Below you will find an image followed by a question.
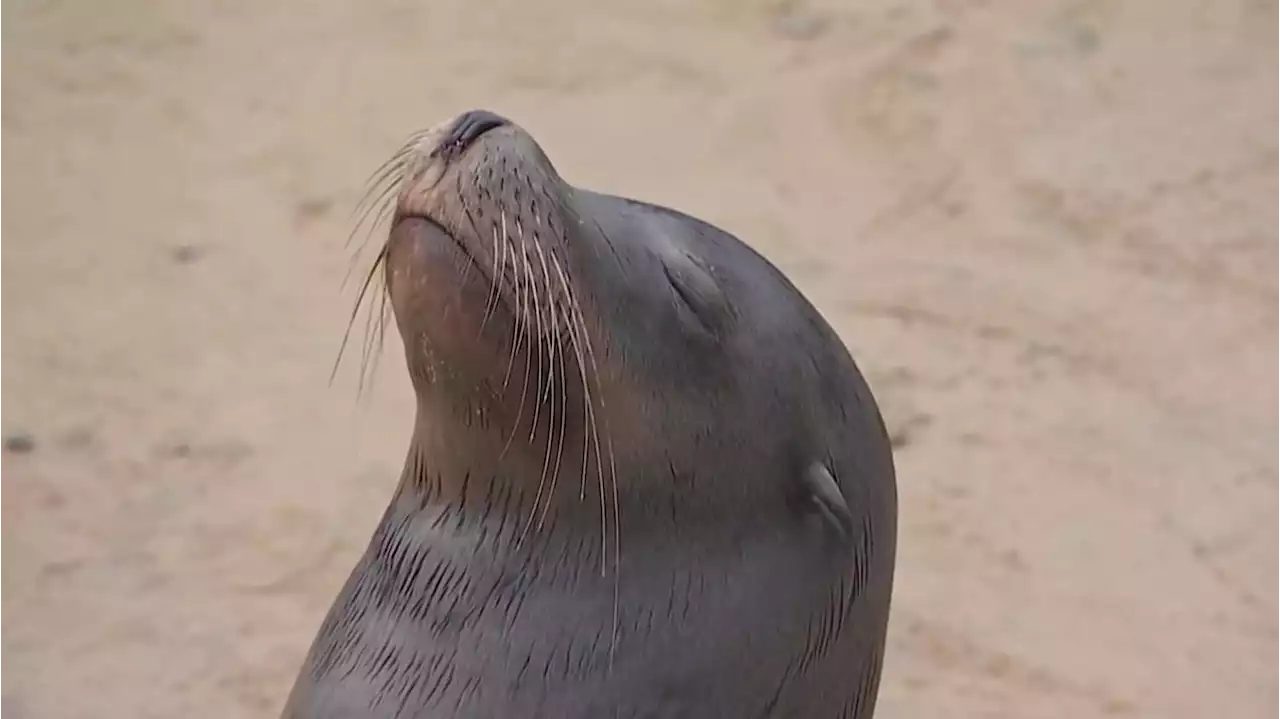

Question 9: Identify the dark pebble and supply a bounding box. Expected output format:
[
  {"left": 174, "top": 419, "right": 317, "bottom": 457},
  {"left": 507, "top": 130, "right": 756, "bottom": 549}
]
[
  {"left": 4, "top": 433, "right": 36, "bottom": 454},
  {"left": 170, "top": 244, "right": 205, "bottom": 264},
  {"left": 888, "top": 428, "right": 912, "bottom": 449}
]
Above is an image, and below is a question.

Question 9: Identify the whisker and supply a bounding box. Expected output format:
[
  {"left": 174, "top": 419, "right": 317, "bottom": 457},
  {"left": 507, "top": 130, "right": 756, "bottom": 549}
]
[
  {"left": 526, "top": 234, "right": 548, "bottom": 446},
  {"left": 499, "top": 213, "right": 523, "bottom": 392},
  {"left": 362, "top": 274, "right": 394, "bottom": 395},
  {"left": 526, "top": 229, "right": 559, "bottom": 523},
  {"left": 330, "top": 245, "right": 389, "bottom": 386},
  {"left": 456, "top": 175, "right": 487, "bottom": 288},
  {"left": 557, "top": 251, "right": 618, "bottom": 672},
  {"left": 530, "top": 250, "right": 573, "bottom": 533},
  {"left": 349, "top": 151, "right": 408, "bottom": 228},
  {"left": 478, "top": 223, "right": 502, "bottom": 335},
  {"left": 355, "top": 268, "right": 385, "bottom": 399},
  {"left": 516, "top": 237, "right": 556, "bottom": 547},
  {"left": 348, "top": 153, "right": 407, "bottom": 238},
  {"left": 496, "top": 217, "right": 534, "bottom": 465},
  {"left": 542, "top": 255, "right": 603, "bottom": 541},
  {"left": 342, "top": 172, "right": 403, "bottom": 291}
]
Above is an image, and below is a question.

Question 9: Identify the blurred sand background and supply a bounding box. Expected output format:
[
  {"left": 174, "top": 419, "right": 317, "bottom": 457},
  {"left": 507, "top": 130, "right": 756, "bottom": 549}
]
[{"left": 2, "top": 1, "right": 1276, "bottom": 717}]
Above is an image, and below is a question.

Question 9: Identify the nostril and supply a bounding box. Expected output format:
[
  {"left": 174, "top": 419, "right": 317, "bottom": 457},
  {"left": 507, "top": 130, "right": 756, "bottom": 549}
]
[{"left": 434, "top": 110, "right": 510, "bottom": 160}]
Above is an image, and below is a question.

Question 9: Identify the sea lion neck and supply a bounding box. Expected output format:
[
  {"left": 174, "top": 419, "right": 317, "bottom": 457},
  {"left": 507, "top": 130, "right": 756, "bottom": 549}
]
[{"left": 391, "top": 390, "right": 603, "bottom": 526}]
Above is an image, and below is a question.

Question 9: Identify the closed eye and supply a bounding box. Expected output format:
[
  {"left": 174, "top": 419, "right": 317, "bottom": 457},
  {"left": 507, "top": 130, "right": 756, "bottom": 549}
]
[{"left": 662, "top": 254, "right": 732, "bottom": 340}]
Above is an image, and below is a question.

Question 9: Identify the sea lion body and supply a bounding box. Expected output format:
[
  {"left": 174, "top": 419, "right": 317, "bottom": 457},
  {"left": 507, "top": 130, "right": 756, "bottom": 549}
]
[{"left": 283, "top": 111, "right": 897, "bottom": 718}]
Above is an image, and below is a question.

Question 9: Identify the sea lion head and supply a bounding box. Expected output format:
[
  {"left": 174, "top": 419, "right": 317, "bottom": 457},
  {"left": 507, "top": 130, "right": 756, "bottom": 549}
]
[{"left": 351, "top": 109, "right": 892, "bottom": 547}]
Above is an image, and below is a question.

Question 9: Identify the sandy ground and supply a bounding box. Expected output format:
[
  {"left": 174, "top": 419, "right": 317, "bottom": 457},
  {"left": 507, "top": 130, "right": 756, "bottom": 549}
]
[{"left": 2, "top": 0, "right": 1276, "bottom": 717}]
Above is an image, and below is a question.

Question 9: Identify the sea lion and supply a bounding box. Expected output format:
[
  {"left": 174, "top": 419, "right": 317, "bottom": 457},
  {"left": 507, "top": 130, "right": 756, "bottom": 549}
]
[{"left": 282, "top": 109, "right": 898, "bottom": 718}]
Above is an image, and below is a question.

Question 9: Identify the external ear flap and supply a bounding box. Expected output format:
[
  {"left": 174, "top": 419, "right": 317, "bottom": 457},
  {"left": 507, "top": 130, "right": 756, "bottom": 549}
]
[{"left": 804, "top": 462, "right": 853, "bottom": 540}]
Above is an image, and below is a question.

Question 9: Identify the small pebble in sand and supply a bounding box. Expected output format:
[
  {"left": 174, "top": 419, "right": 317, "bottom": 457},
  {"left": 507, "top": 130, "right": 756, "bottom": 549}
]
[
  {"left": 4, "top": 432, "right": 36, "bottom": 454},
  {"left": 170, "top": 244, "right": 206, "bottom": 264}
]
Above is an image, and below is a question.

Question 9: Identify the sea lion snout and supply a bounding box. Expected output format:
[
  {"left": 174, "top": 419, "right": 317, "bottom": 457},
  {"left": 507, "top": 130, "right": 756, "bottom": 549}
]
[{"left": 431, "top": 109, "right": 511, "bottom": 162}]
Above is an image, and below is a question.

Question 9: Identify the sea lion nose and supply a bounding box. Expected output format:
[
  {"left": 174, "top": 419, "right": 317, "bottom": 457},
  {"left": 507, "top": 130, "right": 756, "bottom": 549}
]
[{"left": 433, "top": 109, "right": 510, "bottom": 160}]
